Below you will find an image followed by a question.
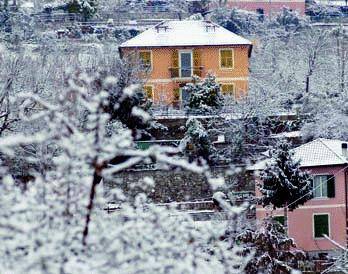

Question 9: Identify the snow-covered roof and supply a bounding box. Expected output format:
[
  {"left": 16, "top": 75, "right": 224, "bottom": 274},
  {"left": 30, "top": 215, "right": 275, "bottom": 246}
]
[
  {"left": 119, "top": 20, "right": 252, "bottom": 49},
  {"left": 249, "top": 138, "right": 348, "bottom": 170},
  {"left": 270, "top": 131, "right": 301, "bottom": 139}
]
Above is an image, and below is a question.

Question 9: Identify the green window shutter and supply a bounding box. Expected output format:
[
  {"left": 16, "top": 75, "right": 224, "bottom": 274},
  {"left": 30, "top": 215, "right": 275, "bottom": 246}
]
[
  {"left": 327, "top": 175, "right": 335, "bottom": 198},
  {"left": 171, "top": 50, "right": 179, "bottom": 78},
  {"left": 314, "top": 215, "right": 329, "bottom": 238},
  {"left": 193, "top": 49, "right": 202, "bottom": 77}
]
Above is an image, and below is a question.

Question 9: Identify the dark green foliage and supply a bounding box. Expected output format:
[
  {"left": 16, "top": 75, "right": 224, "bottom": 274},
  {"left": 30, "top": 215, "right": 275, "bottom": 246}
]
[
  {"left": 184, "top": 75, "right": 224, "bottom": 114},
  {"left": 67, "top": 0, "right": 98, "bottom": 21},
  {"left": 259, "top": 141, "right": 312, "bottom": 211}
]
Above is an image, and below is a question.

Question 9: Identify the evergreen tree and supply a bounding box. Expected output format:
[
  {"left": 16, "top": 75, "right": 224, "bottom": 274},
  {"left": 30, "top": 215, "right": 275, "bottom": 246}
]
[
  {"left": 184, "top": 74, "right": 224, "bottom": 114},
  {"left": 180, "top": 118, "right": 214, "bottom": 165},
  {"left": 67, "top": 0, "right": 98, "bottom": 21},
  {"left": 259, "top": 141, "right": 312, "bottom": 231}
]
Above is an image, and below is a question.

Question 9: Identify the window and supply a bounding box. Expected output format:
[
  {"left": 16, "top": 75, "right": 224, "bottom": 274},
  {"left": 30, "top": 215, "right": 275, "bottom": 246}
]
[
  {"left": 220, "top": 49, "right": 234, "bottom": 69},
  {"left": 313, "top": 214, "right": 329, "bottom": 238},
  {"left": 312, "top": 175, "right": 335, "bottom": 198},
  {"left": 143, "top": 85, "right": 153, "bottom": 100},
  {"left": 273, "top": 216, "right": 285, "bottom": 226},
  {"left": 139, "top": 51, "right": 152, "bottom": 70},
  {"left": 179, "top": 51, "right": 192, "bottom": 78},
  {"left": 221, "top": 84, "right": 235, "bottom": 97}
]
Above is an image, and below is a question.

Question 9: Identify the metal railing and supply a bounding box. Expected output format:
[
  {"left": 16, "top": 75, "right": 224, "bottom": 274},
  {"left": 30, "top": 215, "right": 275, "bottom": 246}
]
[
  {"left": 150, "top": 102, "right": 237, "bottom": 117},
  {"left": 169, "top": 66, "right": 204, "bottom": 78}
]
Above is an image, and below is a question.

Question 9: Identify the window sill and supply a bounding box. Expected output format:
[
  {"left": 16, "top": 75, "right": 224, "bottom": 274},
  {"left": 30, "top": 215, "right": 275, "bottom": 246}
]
[
  {"left": 313, "top": 237, "right": 329, "bottom": 240},
  {"left": 220, "top": 67, "right": 234, "bottom": 71}
]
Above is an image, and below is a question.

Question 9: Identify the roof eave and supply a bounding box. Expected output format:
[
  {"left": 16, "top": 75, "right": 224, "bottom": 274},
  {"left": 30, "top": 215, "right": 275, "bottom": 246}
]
[
  {"left": 300, "top": 162, "right": 348, "bottom": 168},
  {"left": 119, "top": 43, "right": 253, "bottom": 50}
]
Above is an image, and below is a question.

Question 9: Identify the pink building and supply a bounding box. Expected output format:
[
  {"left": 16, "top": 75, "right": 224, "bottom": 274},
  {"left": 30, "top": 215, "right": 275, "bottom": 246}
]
[
  {"left": 253, "top": 139, "right": 348, "bottom": 255},
  {"left": 226, "top": 0, "right": 306, "bottom": 16}
]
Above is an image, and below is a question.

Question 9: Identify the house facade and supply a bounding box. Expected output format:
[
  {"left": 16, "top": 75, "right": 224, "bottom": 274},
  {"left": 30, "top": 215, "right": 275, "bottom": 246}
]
[
  {"left": 254, "top": 139, "right": 348, "bottom": 255},
  {"left": 119, "top": 20, "right": 252, "bottom": 107},
  {"left": 226, "top": 0, "right": 306, "bottom": 15}
]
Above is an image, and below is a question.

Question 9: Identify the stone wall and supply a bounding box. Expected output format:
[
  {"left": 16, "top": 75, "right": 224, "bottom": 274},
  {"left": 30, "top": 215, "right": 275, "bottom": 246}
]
[{"left": 104, "top": 166, "right": 254, "bottom": 203}]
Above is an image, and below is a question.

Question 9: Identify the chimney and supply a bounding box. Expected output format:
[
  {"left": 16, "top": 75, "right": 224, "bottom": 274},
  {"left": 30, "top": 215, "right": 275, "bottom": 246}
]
[
  {"left": 342, "top": 143, "right": 348, "bottom": 158},
  {"left": 205, "top": 24, "right": 216, "bottom": 32},
  {"left": 155, "top": 25, "right": 168, "bottom": 33}
]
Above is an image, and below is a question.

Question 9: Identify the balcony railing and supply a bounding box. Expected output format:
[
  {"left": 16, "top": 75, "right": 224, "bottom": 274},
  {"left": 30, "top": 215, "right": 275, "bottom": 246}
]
[{"left": 169, "top": 66, "right": 204, "bottom": 78}]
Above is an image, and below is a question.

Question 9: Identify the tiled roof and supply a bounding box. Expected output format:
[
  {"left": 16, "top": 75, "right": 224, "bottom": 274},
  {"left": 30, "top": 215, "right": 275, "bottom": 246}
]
[
  {"left": 249, "top": 138, "right": 348, "bottom": 170},
  {"left": 295, "top": 138, "right": 348, "bottom": 167},
  {"left": 119, "top": 20, "right": 252, "bottom": 48}
]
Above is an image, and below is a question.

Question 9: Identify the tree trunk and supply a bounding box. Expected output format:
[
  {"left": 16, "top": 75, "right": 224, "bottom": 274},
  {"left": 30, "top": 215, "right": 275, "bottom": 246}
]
[
  {"left": 284, "top": 202, "right": 288, "bottom": 235},
  {"left": 82, "top": 168, "right": 102, "bottom": 245},
  {"left": 305, "top": 75, "right": 310, "bottom": 94}
]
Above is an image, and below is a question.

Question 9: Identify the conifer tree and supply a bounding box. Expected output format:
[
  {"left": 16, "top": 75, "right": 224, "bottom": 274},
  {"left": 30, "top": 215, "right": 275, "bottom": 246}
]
[
  {"left": 259, "top": 141, "right": 312, "bottom": 231},
  {"left": 67, "top": 0, "right": 98, "bottom": 21}
]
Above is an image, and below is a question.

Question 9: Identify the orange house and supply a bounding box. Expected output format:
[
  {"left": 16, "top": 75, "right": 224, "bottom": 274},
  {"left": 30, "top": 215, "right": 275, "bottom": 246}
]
[{"left": 119, "top": 20, "right": 252, "bottom": 106}]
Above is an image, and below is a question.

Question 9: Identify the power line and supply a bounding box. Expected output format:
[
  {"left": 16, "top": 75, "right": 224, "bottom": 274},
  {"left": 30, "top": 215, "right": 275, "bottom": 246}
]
[{"left": 286, "top": 165, "right": 348, "bottom": 209}]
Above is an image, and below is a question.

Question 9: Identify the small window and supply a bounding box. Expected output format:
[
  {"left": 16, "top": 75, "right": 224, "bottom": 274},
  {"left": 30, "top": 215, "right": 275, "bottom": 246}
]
[
  {"left": 314, "top": 214, "right": 329, "bottom": 238},
  {"left": 139, "top": 51, "right": 152, "bottom": 70},
  {"left": 221, "top": 84, "right": 235, "bottom": 97},
  {"left": 273, "top": 216, "right": 285, "bottom": 226},
  {"left": 143, "top": 86, "right": 153, "bottom": 100},
  {"left": 220, "top": 49, "right": 234, "bottom": 69},
  {"left": 313, "top": 175, "right": 335, "bottom": 198}
]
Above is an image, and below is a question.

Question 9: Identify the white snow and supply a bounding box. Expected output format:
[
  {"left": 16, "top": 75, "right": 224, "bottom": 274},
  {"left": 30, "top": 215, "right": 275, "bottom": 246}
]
[
  {"left": 249, "top": 138, "right": 348, "bottom": 170},
  {"left": 120, "top": 20, "right": 252, "bottom": 48},
  {"left": 270, "top": 131, "right": 301, "bottom": 139}
]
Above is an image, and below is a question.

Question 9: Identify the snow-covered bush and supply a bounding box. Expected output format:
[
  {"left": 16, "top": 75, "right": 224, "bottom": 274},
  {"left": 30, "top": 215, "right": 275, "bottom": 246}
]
[
  {"left": 0, "top": 71, "right": 250, "bottom": 273},
  {"left": 180, "top": 117, "right": 215, "bottom": 164},
  {"left": 184, "top": 74, "right": 224, "bottom": 114},
  {"left": 237, "top": 218, "right": 305, "bottom": 274}
]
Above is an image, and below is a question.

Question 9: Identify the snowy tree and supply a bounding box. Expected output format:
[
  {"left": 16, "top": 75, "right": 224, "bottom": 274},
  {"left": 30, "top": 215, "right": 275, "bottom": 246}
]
[
  {"left": 210, "top": 7, "right": 261, "bottom": 35},
  {"left": 184, "top": 74, "right": 224, "bottom": 114},
  {"left": 67, "top": 0, "right": 98, "bottom": 21},
  {"left": 259, "top": 141, "right": 312, "bottom": 231},
  {"left": 0, "top": 71, "right": 251, "bottom": 273},
  {"left": 301, "top": 98, "right": 348, "bottom": 141},
  {"left": 180, "top": 117, "right": 215, "bottom": 165},
  {"left": 270, "top": 8, "right": 308, "bottom": 33},
  {"left": 237, "top": 218, "right": 305, "bottom": 274}
]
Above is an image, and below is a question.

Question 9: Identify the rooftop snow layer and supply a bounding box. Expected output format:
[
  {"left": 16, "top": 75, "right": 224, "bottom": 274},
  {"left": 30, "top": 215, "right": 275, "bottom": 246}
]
[
  {"left": 249, "top": 138, "right": 348, "bottom": 170},
  {"left": 119, "top": 20, "right": 252, "bottom": 48}
]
